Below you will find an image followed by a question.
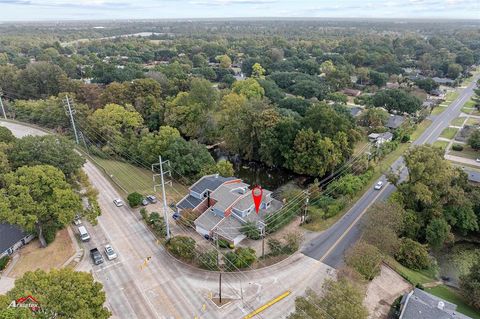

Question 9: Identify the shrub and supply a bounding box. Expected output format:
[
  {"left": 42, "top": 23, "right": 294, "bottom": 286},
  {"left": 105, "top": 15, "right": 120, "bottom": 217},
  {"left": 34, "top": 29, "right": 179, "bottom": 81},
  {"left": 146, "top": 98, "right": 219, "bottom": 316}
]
[
  {"left": 166, "top": 236, "right": 196, "bottom": 261},
  {"left": 267, "top": 238, "right": 284, "bottom": 256},
  {"left": 0, "top": 256, "right": 10, "bottom": 271},
  {"left": 395, "top": 238, "right": 432, "bottom": 270},
  {"left": 198, "top": 250, "right": 219, "bottom": 271},
  {"left": 241, "top": 222, "right": 261, "bottom": 240},
  {"left": 148, "top": 212, "right": 161, "bottom": 225},
  {"left": 224, "top": 247, "right": 256, "bottom": 271},
  {"left": 127, "top": 192, "right": 143, "bottom": 207},
  {"left": 452, "top": 144, "right": 464, "bottom": 151},
  {"left": 217, "top": 239, "right": 231, "bottom": 248},
  {"left": 345, "top": 241, "right": 383, "bottom": 280},
  {"left": 140, "top": 208, "right": 148, "bottom": 221}
]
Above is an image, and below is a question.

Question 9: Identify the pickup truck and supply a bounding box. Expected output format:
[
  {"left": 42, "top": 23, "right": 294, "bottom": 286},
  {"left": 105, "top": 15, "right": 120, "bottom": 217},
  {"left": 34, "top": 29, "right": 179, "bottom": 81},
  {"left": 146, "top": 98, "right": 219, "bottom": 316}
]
[{"left": 90, "top": 248, "right": 104, "bottom": 265}]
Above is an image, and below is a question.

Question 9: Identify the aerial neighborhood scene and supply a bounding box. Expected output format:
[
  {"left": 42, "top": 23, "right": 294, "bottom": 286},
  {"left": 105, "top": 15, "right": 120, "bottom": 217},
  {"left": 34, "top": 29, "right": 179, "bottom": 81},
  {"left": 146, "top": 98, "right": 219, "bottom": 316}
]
[{"left": 0, "top": 1, "right": 480, "bottom": 318}]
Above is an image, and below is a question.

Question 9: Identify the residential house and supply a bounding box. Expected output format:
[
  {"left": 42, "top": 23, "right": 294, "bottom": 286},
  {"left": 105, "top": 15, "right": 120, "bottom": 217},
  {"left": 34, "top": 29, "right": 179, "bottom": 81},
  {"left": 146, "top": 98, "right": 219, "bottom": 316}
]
[
  {"left": 399, "top": 288, "right": 473, "bottom": 319},
  {"left": 176, "top": 174, "right": 283, "bottom": 245},
  {"left": 386, "top": 82, "right": 400, "bottom": 89},
  {"left": 368, "top": 132, "right": 393, "bottom": 147},
  {"left": 432, "top": 77, "right": 455, "bottom": 86},
  {"left": 342, "top": 88, "right": 362, "bottom": 97},
  {"left": 387, "top": 114, "right": 406, "bottom": 130},
  {"left": 0, "top": 224, "right": 34, "bottom": 259},
  {"left": 349, "top": 106, "right": 364, "bottom": 117}
]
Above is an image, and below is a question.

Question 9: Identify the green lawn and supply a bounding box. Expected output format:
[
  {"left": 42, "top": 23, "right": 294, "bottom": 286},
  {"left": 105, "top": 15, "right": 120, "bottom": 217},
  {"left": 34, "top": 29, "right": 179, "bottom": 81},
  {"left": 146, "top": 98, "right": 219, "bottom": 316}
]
[
  {"left": 425, "top": 285, "right": 480, "bottom": 319},
  {"left": 466, "top": 118, "right": 480, "bottom": 126},
  {"left": 433, "top": 140, "right": 449, "bottom": 150},
  {"left": 449, "top": 145, "right": 480, "bottom": 160},
  {"left": 88, "top": 155, "right": 188, "bottom": 203},
  {"left": 385, "top": 257, "right": 437, "bottom": 286},
  {"left": 445, "top": 91, "right": 460, "bottom": 102},
  {"left": 451, "top": 117, "right": 467, "bottom": 127},
  {"left": 439, "top": 127, "right": 459, "bottom": 140},
  {"left": 461, "top": 106, "right": 473, "bottom": 114},
  {"left": 464, "top": 99, "right": 476, "bottom": 108},
  {"left": 431, "top": 106, "right": 447, "bottom": 116}
]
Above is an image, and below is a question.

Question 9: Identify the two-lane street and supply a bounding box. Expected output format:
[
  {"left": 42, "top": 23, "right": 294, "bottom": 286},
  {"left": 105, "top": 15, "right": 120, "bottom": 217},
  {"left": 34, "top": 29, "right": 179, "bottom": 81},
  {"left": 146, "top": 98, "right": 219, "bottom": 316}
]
[{"left": 303, "top": 75, "right": 480, "bottom": 267}]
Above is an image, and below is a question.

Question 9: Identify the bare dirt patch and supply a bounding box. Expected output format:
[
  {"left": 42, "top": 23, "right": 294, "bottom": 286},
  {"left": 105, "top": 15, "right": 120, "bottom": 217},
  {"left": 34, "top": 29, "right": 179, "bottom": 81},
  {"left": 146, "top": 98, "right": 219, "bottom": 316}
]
[
  {"left": 364, "top": 264, "right": 412, "bottom": 319},
  {"left": 9, "top": 228, "right": 75, "bottom": 278}
]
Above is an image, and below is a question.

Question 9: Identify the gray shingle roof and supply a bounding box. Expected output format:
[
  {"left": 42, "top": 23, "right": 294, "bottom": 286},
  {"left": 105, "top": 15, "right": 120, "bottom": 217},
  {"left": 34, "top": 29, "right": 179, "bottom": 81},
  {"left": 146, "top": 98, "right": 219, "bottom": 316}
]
[
  {"left": 400, "top": 288, "right": 473, "bottom": 319},
  {"left": 387, "top": 115, "right": 405, "bottom": 129},
  {"left": 177, "top": 195, "right": 204, "bottom": 210},
  {"left": 190, "top": 175, "right": 236, "bottom": 194},
  {"left": 0, "top": 223, "right": 27, "bottom": 254}
]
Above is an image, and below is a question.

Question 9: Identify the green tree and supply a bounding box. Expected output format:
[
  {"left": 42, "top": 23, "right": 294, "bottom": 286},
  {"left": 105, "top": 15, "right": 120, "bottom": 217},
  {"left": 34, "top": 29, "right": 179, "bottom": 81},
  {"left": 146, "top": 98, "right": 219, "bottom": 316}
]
[
  {"left": 136, "top": 126, "right": 181, "bottom": 165},
  {"left": 345, "top": 241, "right": 383, "bottom": 280},
  {"left": 468, "top": 129, "right": 480, "bottom": 151},
  {"left": 127, "top": 192, "right": 143, "bottom": 208},
  {"left": 216, "top": 54, "right": 232, "bottom": 68},
  {"left": 224, "top": 247, "right": 256, "bottom": 271},
  {"left": 215, "top": 160, "right": 234, "bottom": 177},
  {"left": 370, "top": 89, "right": 422, "bottom": 114},
  {"left": 241, "top": 222, "right": 261, "bottom": 240},
  {"left": 426, "top": 218, "right": 451, "bottom": 248},
  {"left": 166, "top": 236, "right": 196, "bottom": 261},
  {"left": 395, "top": 238, "right": 432, "bottom": 270},
  {"left": 447, "top": 63, "right": 463, "bottom": 79},
  {"left": 460, "top": 257, "right": 480, "bottom": 310},
  {"left": 0, "top": 165, "right": 82, "bottom": 247},
  {"left": 8, "top": 135, "right": 85, "bottom": 176},
  {"left": 16, "top": 62, "right": 69, "bottom": 99},
  {"left": 320, "top": 60, "right": 336, "bottom": 75},
  {"left": 358, "top": 107, "right": 389, "bottom": 128},
  {"left": 0, "top": 127, "right": 15, "bottom": 144},
  {"left": 2, "top": 268, "right": 110, "bottom": 319},
  {"left": 288, "top": 279, "right": 368, "bottom": 319},
  {"left": 251, "top": 63, "right": 266, "bottom": 79},
  {"left": 232, "top": 78, "right": 265, "bottom": 99}
]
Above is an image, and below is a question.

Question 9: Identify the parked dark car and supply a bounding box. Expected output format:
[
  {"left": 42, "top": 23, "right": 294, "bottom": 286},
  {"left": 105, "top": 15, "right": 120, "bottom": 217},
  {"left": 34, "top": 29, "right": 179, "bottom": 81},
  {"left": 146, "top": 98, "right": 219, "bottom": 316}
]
[
  {"left": 146, "top": 195, "right": 157, "bottom": 203},
  {"left": 90, "top": 248, "right": 104, "bottom": 265}
]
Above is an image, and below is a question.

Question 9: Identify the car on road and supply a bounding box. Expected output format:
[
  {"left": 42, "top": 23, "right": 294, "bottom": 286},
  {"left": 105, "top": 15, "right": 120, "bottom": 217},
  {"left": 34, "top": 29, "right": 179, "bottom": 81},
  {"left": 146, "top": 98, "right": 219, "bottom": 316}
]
[
  {"left": 142, "top": 198, "right": 149, "bottom": 206},
  {"left": 113, "top": 198, "right": 124, "bottom": 207},
  {"left": 374, "top": 181, "right": 384, "bottom": 190},
  {"left": 104, "top": 244, "right": 118, "bottom": 260},
  {"left": 73, "top": 215, "right": 82, "bottom": 226},
  {"left": 90, "top": 248, "right": 104, "bottom": 265},
  {"left": 146, "top": 195, "right": 157, "bottom": 203},
  {"left": 476, "top": 158, "right": 480, "bottom": 163}
]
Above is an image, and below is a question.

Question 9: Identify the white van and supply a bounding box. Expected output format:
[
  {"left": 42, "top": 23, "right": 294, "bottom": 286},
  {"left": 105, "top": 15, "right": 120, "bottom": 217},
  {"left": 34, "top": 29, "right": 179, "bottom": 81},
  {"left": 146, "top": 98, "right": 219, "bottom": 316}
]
[{"left": 78, "top": 226, "right": 90, "bottom": 242}]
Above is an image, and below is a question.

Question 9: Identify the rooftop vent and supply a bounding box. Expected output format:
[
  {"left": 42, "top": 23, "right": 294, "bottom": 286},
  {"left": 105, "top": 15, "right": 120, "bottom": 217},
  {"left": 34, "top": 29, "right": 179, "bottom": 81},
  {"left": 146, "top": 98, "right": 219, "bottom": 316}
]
[{"left": 437, "top": 301, "right": 445, "bottom": 310}]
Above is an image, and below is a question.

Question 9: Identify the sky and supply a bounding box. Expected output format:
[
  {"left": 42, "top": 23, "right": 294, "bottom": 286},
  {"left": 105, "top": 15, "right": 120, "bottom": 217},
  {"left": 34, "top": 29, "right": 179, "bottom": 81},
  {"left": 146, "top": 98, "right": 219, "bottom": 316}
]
[{"left": 0, "top": 0, "right": 479, "bottom": 21}]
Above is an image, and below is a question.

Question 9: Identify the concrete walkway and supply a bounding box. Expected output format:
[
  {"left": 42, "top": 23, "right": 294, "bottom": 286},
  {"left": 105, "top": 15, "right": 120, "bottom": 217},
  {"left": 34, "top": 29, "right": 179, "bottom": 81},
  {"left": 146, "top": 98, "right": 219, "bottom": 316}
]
[{"left": 445, "top": 154, "right": 480, "bottom": 166}]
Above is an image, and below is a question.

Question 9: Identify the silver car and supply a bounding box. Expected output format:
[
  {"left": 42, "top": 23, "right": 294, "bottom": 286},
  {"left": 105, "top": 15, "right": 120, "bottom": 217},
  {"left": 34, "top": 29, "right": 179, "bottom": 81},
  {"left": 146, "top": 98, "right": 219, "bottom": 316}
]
[
  {"left": 113, "top": 199, "right": 124, "bottom": 207},
  {"left": 374, "top": 181, "right": 384, "bottom": 190},
  {"left": 104, "top": 244, "right": 118, "bottom": 260}
]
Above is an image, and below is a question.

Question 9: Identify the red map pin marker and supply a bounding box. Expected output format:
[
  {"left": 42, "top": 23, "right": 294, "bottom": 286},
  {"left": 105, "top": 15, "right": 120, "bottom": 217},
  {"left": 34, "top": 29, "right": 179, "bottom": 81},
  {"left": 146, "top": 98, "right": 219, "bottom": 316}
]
[{"left": 252, "top": 186, "right": 263, "bottom": 214}]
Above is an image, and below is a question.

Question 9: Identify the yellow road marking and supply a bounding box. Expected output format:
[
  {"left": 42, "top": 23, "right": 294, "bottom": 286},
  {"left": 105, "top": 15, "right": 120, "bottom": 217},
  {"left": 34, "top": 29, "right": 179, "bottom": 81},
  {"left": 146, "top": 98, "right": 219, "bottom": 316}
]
[
  {"left": 320, "top": 184, "right": 389, "bottom": 262},
  {"left": 243, "top": 291, "right": 291, "bottom": 319}
]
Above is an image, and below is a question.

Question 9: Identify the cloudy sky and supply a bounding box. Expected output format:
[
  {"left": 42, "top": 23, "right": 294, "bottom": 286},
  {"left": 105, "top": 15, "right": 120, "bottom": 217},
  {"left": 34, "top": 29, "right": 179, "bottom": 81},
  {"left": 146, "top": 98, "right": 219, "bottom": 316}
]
[{"left": 0, "top": 0, "right": 478, "bottom": 21}]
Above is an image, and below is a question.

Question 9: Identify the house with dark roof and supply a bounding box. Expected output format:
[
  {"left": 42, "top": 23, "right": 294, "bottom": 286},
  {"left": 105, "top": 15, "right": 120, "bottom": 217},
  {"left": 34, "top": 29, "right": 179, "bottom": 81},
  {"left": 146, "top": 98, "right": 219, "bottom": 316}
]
[
  {"left": 0, "top": 223, "right": 34, "bottom": 259},
  {"left": 432, "top": 77, "right": 456, "bottom": 86},
  {"left": 176, "top": 174, "right": 283, "bottom": 245},
  {"left": 399, "top": 288, "right": 473, "bottom": 319},
  {"left": 368, "top": 132, "right": 393, "bottom": 147},
  {"left": 387, "top": 114, "right": 406, "bottom": 129},
  {"left": 342, "top": 88, "right": 362, "bottom": 97}
]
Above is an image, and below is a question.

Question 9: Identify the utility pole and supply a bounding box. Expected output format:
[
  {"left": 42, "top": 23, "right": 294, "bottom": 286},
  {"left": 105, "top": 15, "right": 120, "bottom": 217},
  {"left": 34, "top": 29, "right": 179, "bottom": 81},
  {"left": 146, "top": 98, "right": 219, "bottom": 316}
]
[
  {"left": 63, "top": 95, "right": 79, "bottom": 144},
  {"left": 301, "top": 190, "right": 310, "bottom": 225},
  {"left": 213, "top": 231, "right": 222, "bottom": 304},
  {"left": 257, "top": 221, "right": 266, "bottom": 259},
  {"left": 152, "top": 156, "right": 172, "bottom": 240},
  {"left": 0, "top": 89, "right": 7, "bottom": 120}
]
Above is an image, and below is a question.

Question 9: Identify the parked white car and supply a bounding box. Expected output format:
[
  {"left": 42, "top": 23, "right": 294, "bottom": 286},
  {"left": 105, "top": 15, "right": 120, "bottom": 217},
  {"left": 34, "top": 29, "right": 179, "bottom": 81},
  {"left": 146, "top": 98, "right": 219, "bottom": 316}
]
[
  {"left": 104, "top": 244, "right": 118, "bottom": 260},
  {"left": 374, "top": 181, "right": 384, "bottom": 190},
  {"left": 113, "top": 199, "right": 124, "bottom": 207}
]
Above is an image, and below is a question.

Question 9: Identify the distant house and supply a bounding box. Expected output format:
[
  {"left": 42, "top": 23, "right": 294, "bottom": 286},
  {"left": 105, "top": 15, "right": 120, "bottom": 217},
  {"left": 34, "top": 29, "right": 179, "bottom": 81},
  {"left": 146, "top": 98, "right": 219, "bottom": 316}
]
[
  {"left": 176, "top": 174, "right": 283, "bottom": 245},
  {"left": 342, "top": 88, "right": 362, "bottom": 97},
  {"left": 0, "top": 224, "right": 34, "bottom": 259},
  {"left": 386, "top": 82, "right": 400, "bottom": 89},
  {"left": 350, "top": 106, "right": 363, "bottom": 117},
  {"left": 399, "top": 288, "right": 473, "bottom": 319},
  {"left": 387, "top": 114, "right": 406, "bottom": 130},
  {"left": 368, "top": 132, "right": 393, "bottom": 146},
  {"left": 430, "top": 89, "right": 445, "bottom": 98},
  {"left": 432, "top": 77, "right": 455, "bottom": 86}
]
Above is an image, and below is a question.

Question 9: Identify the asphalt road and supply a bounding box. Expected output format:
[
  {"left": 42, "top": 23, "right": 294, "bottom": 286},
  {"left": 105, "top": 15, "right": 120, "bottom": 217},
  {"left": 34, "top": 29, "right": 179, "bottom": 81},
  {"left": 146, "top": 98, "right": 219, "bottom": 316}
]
[
  {"left": 1, "top": 120, "right": 334, "bottom": 319},
  {"left": 303, "top": 76, "right": 480, "bottom": 267}
]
